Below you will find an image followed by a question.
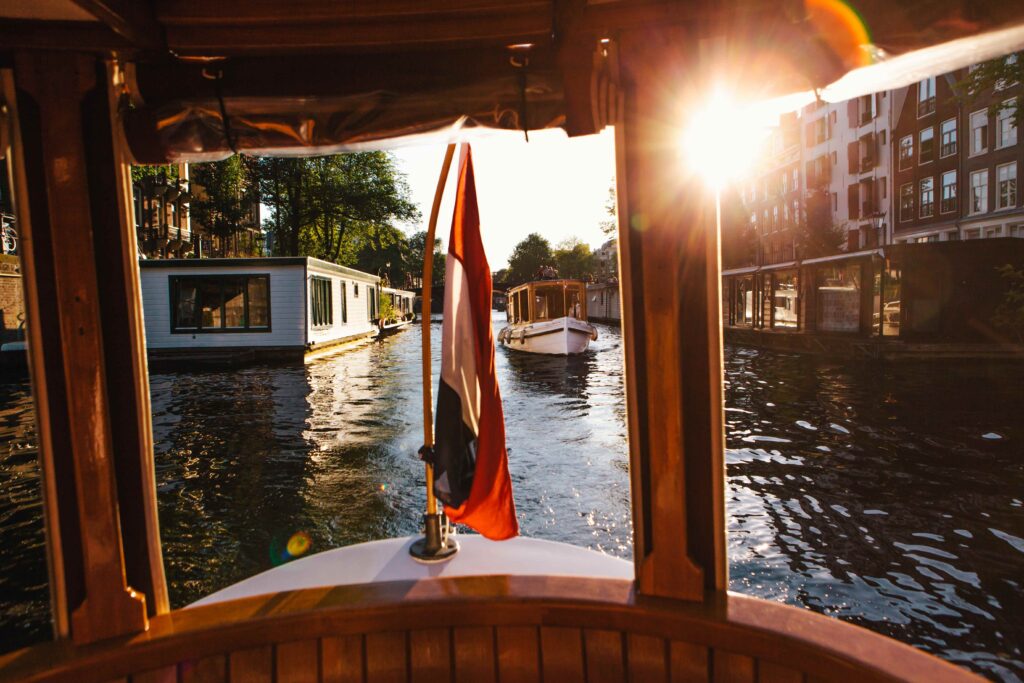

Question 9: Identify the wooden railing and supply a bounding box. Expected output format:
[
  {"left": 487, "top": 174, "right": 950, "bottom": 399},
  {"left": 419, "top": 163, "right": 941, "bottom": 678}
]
[{"left": 0, "top": 576, "right": 980, "bottom": 683}]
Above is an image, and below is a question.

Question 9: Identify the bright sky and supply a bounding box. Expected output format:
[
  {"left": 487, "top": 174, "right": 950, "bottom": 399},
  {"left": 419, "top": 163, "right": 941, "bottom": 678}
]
[{"left": 393, "top": 128, "right": 616, "bottom": 269}]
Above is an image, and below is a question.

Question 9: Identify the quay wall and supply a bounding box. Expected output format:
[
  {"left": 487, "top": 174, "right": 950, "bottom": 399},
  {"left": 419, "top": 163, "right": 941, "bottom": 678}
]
[{"left": 0, "top": 255, "right": 23, "bottom": 343}]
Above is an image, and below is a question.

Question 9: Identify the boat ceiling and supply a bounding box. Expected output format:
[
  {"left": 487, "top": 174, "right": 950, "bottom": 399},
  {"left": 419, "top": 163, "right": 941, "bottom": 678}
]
[{"left": 3, "top": 1, "right": 1024, "bottom": 162}]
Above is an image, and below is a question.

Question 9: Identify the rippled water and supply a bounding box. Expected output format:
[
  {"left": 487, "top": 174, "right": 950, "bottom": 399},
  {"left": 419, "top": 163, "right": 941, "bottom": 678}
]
[{"left": 1, "top": 316, "right": 1021, "bottom": 680}]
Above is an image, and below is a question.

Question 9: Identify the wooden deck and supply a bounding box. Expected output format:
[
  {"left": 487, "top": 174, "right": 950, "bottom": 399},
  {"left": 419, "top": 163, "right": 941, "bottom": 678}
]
[{"left": 0, "top": 576, "right": 979, "bottom": 683}]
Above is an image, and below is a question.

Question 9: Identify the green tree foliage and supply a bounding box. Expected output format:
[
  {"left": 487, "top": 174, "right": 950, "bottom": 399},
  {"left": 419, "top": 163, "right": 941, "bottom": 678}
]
[
  {"left": 249, "top": 152, "right": 419, "bottom": 268},
  {"left": 131, "top": 164, "right": 178, "bottom": 184},
  {"left": 599, "top": 183, "right": 618, "bottom": 236},
  {"left": 954, "top": 52, "right": 1023, "bottom": 129},
  {"left": 798, "top": 189, "right": 845, "bottom": 258},
  {"left": 720, "top": 186, "right": 756, "bottom": 268},
  {"left": 189, "top": 156, "right": 256, "bottom": 252},
  {"left": 553, "top": 237, "right": 596, "bottom": 280},
  {"left": 993, "top": 264, "right": 1024, "bottom": 343},
  {"left": 408, "top": 231, "right": 446, "bottom": 286},
  {"left": 507, "top": 233, "right": 554, "bottom": 284}
]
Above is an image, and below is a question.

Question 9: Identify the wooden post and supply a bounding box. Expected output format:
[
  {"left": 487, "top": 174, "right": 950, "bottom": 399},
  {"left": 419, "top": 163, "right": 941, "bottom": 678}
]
[
  {"left": 614, "top": 29, "right": 727, "bottom": 601},
  {"left": 8, "top": 51, "right": 159, "bottom": 643}
]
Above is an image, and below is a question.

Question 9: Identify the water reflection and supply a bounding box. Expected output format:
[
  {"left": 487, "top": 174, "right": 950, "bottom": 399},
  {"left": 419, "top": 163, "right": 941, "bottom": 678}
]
[{"left": 0, "top": 317, "right": 1021, "bottom": 680}]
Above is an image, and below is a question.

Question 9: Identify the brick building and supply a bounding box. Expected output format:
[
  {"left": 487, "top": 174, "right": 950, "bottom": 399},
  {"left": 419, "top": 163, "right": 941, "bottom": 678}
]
[{"left": 891, "top": 63, "right": 1022, "bottom": 242}]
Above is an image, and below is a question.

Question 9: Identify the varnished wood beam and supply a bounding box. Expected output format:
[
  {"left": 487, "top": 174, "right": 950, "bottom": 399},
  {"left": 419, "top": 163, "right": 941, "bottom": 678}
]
[
  {"left": 0, "top": 20, "right": 134, "bottom": 53},
  {"left": 68, "top": 0, "right": 163, "bottom": 50},
  {"left": 11, "top": 50, "right": 150, "bottom": 644},
  {"left": 614, "top": 27, "right": 727, "bottom": 601}
]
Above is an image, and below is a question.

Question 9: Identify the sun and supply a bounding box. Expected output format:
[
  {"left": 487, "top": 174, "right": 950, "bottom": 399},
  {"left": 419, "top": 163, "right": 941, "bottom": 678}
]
[{"left": 680, "top": 88, "right": 774, "bottom": 190}]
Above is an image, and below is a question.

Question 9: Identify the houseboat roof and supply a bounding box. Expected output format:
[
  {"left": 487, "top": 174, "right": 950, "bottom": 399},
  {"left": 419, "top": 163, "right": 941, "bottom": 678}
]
[
  {"left": 138, "top": 256, "right": 381, "bottom": 282},
  {"left": 507, "top": 278, "right": 587, "bottom": 294}
]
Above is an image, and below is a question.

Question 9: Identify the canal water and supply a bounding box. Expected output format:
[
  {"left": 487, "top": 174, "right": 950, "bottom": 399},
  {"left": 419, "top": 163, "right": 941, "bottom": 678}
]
[{"left": 1, "top": 316, "right": 1022, "bottom": 680}]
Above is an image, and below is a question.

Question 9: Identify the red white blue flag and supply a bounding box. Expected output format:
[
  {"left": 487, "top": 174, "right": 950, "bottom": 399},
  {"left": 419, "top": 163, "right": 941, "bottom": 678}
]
[{"left": 432, "top": 145, "right": 518, "bottom": 540}]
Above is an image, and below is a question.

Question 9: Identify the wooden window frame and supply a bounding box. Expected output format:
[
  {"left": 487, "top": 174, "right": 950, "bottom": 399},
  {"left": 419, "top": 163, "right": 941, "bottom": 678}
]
[{"left": 169, "top": 274, "right": 272, "bottom": 334}]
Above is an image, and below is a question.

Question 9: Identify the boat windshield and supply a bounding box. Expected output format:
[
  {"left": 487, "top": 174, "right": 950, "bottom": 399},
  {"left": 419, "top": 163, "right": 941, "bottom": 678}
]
[{"left": 533, "top": 285, "right": 566, "bottom": 320}]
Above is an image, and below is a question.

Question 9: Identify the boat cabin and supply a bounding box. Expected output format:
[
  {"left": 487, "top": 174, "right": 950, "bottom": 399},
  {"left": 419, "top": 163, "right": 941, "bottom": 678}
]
[
  {"left": 507, "top": 279, "right": 588, "bottom": 324},
  {"left": 139, "top": 257, "right": 380, "bottom": 363},
  {"left": 0, "top": 0, "right": 1018, "bottom": 681},
  {"left": 379, "top": 286, "right": 416, "bottom": 326}
]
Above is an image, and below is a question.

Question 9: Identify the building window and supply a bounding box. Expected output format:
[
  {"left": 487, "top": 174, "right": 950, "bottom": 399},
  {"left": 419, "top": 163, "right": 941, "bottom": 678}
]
[
  {"left": 917, "top": 77, "right": 936, "bottom": 116},
  {"left": 792, "top": 199, "right": 800, "bottom": 226},
  {"left": 997, "top": 99, "right": 1017, "bottom": 149},
  {"left": 132, "top": 186, "right": 143, "bottom": 229},
  {"left": 919, "top": 127, "right": 934, "bottom": 164},
  {"left": 964, "top": 228, "right": 981, "bottom": 240},
  {"left": 772, "top": 205, "right": 779, "bottom": 231},
  {"left": 997, "top": 162, "right": 1017, "bottom": 209},
  {"left": 919, "top": 178, "right": 935, "bottom": 217},
  {"left": 311, "top": 276, "right": 333, "bottom": 328},
  {"left": 171, "top": 274, "right": 270, "bottom": 333},
  {"left": 986, "top": 227, "right": 1002, "bottom": 238},
  {"left": 783, "top": 202, "right": 790, "bottom": 225},
  {"left": 781, "top": 172, "right": 788, "bottom": 195},
  {"left": 367, "top": 286, "right": 377, "bottom": 321},
  {"left": 941, "top": 170, "right": 957, "bottom": 213},
  {"left": 792, "top": 168, "right": 799, "bottom": 192},
  {"left": 970, "top": 169, "right": 989, "bottom": 215},
  {"left": 899, "top": 183, "right": 915, "bottom": 222},
  {"left": 970, "top": 110, "right": 988, "bottom": 155},
  {"left": 898, "top": 135, "right": 913, "bottom": 170},
  {"left": 996, "top": 54, "right": 1019, "bottom": 91},
  {"left": 940, "top": 118, "right": 957, "bottom": 157}
]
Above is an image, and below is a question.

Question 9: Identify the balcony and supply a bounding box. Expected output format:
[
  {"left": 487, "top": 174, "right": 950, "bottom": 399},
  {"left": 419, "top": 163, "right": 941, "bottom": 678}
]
[{"left": 917, "top": 97, "right": 936, "bottom": 117}]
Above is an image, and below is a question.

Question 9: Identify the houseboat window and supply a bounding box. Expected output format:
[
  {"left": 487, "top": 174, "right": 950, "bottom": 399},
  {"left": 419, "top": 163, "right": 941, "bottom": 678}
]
[
  {"left": 566, "top": 284, "right": 584, "bottom": 319},
  {"left": 311, "top": 277, "right": 333, "bottom": 327},
  {"left": 533, "top": 285, "right": 566, "bottom": 320},
  {"left": 340, "top": 281, "right": 348, "bottom": 323},
  {"left": 772, "top": 271, "right": 799, "bottom": 329},
  {"left": 518, "top": 290, "right": 529, "bottom": 321},
  {"left": 815, "top": 264, "right": 861, "bottom": 333},
  {"left": 354, "top": 283, "right": 359, "bottom": 297},
  {"left": 734, "top": 276, "right": 754, "bottom": 326},
  {"left": 367, "top": 286, "right": 376, "bottom": 321},
  {"left": 171, "top": 275, "right": 270, "bottom": 332}
]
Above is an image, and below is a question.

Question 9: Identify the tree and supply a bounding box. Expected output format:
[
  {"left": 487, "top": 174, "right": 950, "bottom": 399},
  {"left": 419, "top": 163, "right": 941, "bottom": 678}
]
[
  {"left": 954, "top": 52, "right": 1023, "bottom": 130},
  {"left": 599, "top": 183, "right": 618, "bottom": 236},
  {"left": 720, "top": 186, "right": 756, "bottom": 268},
  {"left": 553, "top": 237, "right": 596, "bottom": 280},
  {"left": 507, "top": 233, "right": 553, "bottom": 284},
  {"left": 798, "top": 189, "right": 845, "bottom": 258},
  {"left": 190, "top": 157, "right": 256, "bottom": 256},
  {"left": 993, "top": 264, "right": 1024, "bottom": 343},
  {"left": 408, "top": 230, "right": 446, "bottom": 286},
  {"left": 249, "top": 152, "right": 419, "bottom": 262}
]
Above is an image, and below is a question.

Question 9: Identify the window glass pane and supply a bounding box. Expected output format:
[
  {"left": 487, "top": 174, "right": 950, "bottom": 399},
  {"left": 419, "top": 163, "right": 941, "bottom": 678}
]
[
  {"left": 199, "top": 280, "right": 223, "bottom": 329},
  {"left": 223, "top": 280, "right": 246, "bottom": 328},
  {"left": 175, "top": 280, "right": 198, "bottom": 329},
  {"left": 816, "top": 264, "right": 861, "bottom": 332},
  {"left": 533, "top": 285, "right": 565, "bottom": 320},
  {"left": 772, "top": 271, "right": 799, "bottom": 329},
  {"left": 566, "top": 285, "right": 583, "bottom": 319},
  {"left": 248, "top": 277, "right": 269, "bottom": 327}
]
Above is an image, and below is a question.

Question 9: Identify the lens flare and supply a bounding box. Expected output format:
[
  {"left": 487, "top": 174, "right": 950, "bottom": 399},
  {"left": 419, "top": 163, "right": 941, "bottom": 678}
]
[
  {"left": 680, "top": 89, "right": 774, "bottom": 190},
  {"left": 286, "top": 531, "right": 312, "bottom": 558},
  {"left": 806, "top": 0, "right": 874, "bottom": 69}
]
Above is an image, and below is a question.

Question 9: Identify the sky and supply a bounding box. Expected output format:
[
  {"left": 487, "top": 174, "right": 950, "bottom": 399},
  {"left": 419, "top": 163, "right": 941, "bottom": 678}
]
[{"left": 392, "top": 128, "right": 616, "bottom": 269}]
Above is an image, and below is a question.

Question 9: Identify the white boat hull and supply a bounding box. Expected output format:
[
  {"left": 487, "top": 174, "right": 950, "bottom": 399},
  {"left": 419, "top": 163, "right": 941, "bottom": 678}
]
[{"left": 498, "top": 316, "right": 597, "bottom": 355}]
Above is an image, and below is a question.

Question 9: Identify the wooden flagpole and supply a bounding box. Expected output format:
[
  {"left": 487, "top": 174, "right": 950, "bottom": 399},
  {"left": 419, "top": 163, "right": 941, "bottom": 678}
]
[{"left": 411, "top": 142, "right": 457, "bottom": 561}]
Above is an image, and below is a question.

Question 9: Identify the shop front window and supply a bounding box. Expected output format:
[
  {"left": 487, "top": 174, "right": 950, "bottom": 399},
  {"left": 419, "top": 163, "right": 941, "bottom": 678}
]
[
  {"left": 815, "top": 263, "right": 861, "bottom": 333},
  {"left": 772, "top": 271, "right": 799, "bottom": 329}
]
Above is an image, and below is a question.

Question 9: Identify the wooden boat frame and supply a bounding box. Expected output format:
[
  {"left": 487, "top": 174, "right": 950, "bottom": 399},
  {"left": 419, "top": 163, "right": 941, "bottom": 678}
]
[
  {"left": 1, "top": 1, "right": 1016, "bottom": 680},
  {"left": 506, "top": 279, "right": 590, "bottom": 325}
]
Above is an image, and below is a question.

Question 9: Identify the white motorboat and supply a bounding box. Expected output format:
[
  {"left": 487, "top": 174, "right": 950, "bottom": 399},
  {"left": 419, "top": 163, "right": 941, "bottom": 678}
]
[{"left": 499, "top": 279, "right": 598, "bottom": 355}]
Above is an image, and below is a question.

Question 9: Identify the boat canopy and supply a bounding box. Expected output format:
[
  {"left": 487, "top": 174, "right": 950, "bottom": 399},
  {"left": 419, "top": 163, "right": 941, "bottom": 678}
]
[{"left": 507, "top": 279, "right": 588, "bottom": 323}]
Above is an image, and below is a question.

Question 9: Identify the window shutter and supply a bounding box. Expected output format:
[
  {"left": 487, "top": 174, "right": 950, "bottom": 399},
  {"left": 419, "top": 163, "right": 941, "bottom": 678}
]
[
  {"left": 848, "top": 184, "right": 860, "bottom": 219},
  {"left": 847, "top": 141, "right": 859, "bottom": 174},
  {"left": 847, "top": 100, "right": 858, "bottom": 128}
]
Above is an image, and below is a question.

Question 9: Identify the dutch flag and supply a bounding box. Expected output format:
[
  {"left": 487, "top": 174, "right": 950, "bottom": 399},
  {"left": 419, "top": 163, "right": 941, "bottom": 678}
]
[{"left": 432, "top": 145, "right": 519, "bottom": 540}]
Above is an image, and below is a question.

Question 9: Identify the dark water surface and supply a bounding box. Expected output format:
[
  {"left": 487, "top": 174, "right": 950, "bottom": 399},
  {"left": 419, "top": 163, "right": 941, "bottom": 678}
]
[{"left": 1, "top": 317, "right": 1022, "bottom": 680}]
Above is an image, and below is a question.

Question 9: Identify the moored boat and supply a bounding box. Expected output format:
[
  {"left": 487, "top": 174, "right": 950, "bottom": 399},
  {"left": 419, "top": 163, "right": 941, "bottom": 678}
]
[{"left": 499, "top": 279, "right": 598, "bottom": 355}]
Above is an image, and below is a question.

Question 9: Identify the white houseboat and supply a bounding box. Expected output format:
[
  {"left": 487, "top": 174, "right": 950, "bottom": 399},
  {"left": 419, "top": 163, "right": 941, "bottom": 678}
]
[
  {"left": 499, "top": 279, "right": 597, "bottom": 355},
  {"left": 377, "top": 286, "right": 416, "bottom": 333},
  {"left": 139, "top": 257, "right": 381, "bottom": 365}
]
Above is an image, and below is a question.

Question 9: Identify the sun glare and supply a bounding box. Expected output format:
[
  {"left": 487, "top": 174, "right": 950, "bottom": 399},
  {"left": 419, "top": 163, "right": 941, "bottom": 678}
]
[{"left": 681, "top": 89, "right": 774, "bottom": 190}]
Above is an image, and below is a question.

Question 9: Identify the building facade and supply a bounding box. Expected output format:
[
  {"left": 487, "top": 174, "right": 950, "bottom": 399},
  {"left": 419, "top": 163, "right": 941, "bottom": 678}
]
[{"left": 892, "top": 64, "right": 1022, "bottom": 243}]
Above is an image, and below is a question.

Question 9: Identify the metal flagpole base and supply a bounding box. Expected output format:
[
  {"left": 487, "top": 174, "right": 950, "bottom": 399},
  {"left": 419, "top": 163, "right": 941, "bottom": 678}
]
[{"left": 409, "top": 512, "right": 459, "bottom": 563}]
